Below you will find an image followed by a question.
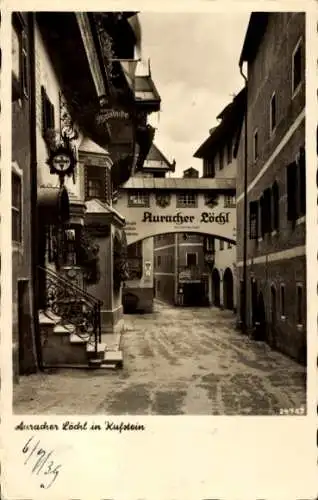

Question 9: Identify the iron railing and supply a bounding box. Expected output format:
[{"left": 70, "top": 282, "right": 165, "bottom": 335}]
[{"left": 38, "top": 265, "right": 102, "bottom": 355}]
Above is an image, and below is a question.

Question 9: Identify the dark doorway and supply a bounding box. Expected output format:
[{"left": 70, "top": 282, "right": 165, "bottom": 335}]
[
  {"left": 251, "top": 278, "right": 258, "bottom": 325},
  {"left": 270, "top": 285, "right": 277, "bottom": 348},
  {"left": 255, "top": 291, "right": 266, "bottom": 341},
  {"left": 18, "top": 279, "right": 36, "bottom": 374},
  {"left": 223, "top": 268, "right": 234, "bottom": 310},
  {"left": 183, "top": 282, "right": 205, "bottom": 306},
  {"left": 212, "top": 268, "right": 221, "bottom": 307}
]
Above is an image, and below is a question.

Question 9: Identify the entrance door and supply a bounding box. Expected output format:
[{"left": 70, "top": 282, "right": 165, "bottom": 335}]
[
  {"left": 256, "top": 291, "right": 266, "bottom": 341},
  {"left": 212, "top": 269, "right": 220, "bottom": 307},
  {"left": 223, "top": 268, "right": 234, "bottom": 310},
  {"left": 270, "top": 286, "right": 277, "bottom": 348},
  {"left": 18, "top": 279, "right": 36, "bottom": 374},
  {"left": 251, "top": 279, "right": 258, "bottom": 325}
]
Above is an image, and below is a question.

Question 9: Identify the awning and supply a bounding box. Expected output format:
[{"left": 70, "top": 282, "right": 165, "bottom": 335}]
[{"left": 37, "top": 185, "right": 70, "bottom": 224}]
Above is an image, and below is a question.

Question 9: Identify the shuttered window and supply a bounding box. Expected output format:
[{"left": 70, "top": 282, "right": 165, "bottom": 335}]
[
  {"left": 41, "top": 86, "right": 55, "bottom": 137},
  {"left": 287, "top": 162, "right": 297, "bottom": 221},
  {"left": 272, "top": 181, "right": 279, "bottom": 231}
]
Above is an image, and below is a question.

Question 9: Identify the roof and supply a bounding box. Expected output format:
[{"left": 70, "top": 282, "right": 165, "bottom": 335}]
[
  {"left": 79, "top": 137, "right": 110, "bottom": 155},
  {"left": 239, "top": 13, "right": 269, "bottom": 66},
  {"left": 142, "top": 143, "right": 175, "bottom": 171},
  {"left": 134, "top": 75, "right": 161, "bottom": 105},
  {"left": 120, "top": 177, "right": 236, "bottom": 190},
  {"left": 193, "top": 88, "right": 246, "bottom": 159},
  {"left": 85, "top": 198, "right": 125, "bottom": 220}
]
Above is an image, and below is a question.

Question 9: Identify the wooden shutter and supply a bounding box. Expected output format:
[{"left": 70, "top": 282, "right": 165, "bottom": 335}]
[
  {"left": 298, "top": 149, "right": 306, "bottom": 216},
  {"left": 287, "top": 163, "right": 297, "bottom": 220}
]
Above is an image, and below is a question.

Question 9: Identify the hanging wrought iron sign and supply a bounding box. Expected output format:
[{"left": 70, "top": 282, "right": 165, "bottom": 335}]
[{"left": 46, "top": 146, "right": 77, "bottom": 178}]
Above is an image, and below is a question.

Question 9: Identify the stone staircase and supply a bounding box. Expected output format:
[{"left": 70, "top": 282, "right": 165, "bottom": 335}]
[
  {"left": 39, "top": 310, "right": 123, "bottom": 369},
  {"left": 38, "top": 265, "right": 123, "bottom": 370}
]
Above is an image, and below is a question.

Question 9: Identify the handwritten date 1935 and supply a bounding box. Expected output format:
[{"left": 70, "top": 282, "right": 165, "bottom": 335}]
[{"left": 22, "top": 435, "right": 62, "bottom": 489}]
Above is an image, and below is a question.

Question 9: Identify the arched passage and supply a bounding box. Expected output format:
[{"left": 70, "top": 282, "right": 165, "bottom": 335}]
[
  {"left": 212, "top": 268, "right": 221, "bottom": 307},
  {"left": 223, "top": 267, "right": 234, "bottom": 310}
]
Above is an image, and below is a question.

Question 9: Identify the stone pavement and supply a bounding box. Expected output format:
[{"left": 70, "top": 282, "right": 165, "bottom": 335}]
[{"left": 13, "top": 301, "right": 306, "bottom": 415}]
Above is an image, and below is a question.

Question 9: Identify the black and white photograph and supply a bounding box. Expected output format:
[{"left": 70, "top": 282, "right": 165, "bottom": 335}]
[{"left": 11, "top": 10, "right": 307, "bottom": 417}]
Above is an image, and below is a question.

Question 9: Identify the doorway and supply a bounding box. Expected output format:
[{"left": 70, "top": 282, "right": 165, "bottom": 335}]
[
  {"left": 270, "top": 285, "right": 277, "bottom": 348},
  {"left": 18, "top": 279, "right": 35, "bottom": 374},
  {"left": 255, "top": 291, "right": 266, "bottom": 341},
  {"left": 223, "top": 268, "right": 234, "bottom": 310},
  {"left": 212, "top": 268, "right": 221, "bottom": 307}
]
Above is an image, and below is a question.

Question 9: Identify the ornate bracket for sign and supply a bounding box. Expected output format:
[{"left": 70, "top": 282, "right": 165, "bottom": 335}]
[{"left": 46, "top": 145, "right": 77, "bottom": 185}]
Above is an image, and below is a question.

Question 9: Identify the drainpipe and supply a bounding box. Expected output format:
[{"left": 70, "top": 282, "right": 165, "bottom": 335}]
[
  {"left": 29, "top": 13, "right": 43, "bottom": 369},
  {"left": 239, "top": 62, "right": 248, "bottom": 333}
]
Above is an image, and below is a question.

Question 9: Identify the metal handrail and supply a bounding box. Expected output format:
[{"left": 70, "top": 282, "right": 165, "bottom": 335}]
[
  {"left": 38, "top": 265, "right": 102, "bottom": 353},
  {"left": 38, "top": 265, "right": 102, "bottom": 305}
]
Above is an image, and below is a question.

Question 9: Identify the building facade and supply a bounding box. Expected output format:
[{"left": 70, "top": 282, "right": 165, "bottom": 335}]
[
  {"left": 153, "top": 168, "right": 210, "bottom": 307},
  {"left": 121, "top": 144, "right": 175, "bottom": 313},
  {"left": 193, "top": 90, "right": 245, "bottom": 311},
  {"left": 12, "top": 11, "right": 157, "bottom": 377},
  {"left": 236, "top": 13, "right": 306, "bottom": 364}
]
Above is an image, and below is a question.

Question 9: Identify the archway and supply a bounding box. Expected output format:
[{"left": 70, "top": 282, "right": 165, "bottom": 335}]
[
  {"left": 223, "top": 267, "right": 234, "bottom": 310},
  {"left": 212, "top": 268, "right": 221, "bottom": 307}
]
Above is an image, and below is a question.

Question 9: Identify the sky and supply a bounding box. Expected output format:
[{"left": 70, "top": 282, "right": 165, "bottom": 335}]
[{"left": 138, "top": 12, "right": 251, "bottom": 177}]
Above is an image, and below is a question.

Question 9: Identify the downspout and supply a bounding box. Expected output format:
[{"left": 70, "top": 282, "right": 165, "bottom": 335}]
[
  {"left": 29, "top": 13, "right": 43, "bottom": 369},
  {"left": 239, "top": 62, "right": 248, "bottom": 333}
]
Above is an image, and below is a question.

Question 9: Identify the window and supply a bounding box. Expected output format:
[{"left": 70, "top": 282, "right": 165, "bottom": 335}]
[
  {"left": 85, "top": 165, "right": 110, "bottom": 202},
  {"left": 253, "top": 130, "right": 258, "bottom": 161},
  {"left": 287, "top": 162, "right": 297, "bottom": 221},
  {"left": 263, "top": 188, "right": 272, "bottom": 233},
  {"left": 280, "top": 284, "right": 285, "bottom": 318},
  {"left": 296, "top": 285, "right": 303, "bottom": 325},
  {"left": 286, "top": 153, "right": 305, "bottom": 223},
  {"left": 249, "top": 201, "right": 258, "bottom": 240},
  {"left": 219, "top": 148, "right": 224, "bottom": 170},
  {"left": 224, "top": 195, "right": 236, "bottom": 208},
  {"left": 128, "top": 190, "right": 149, "bottom": 207},
  {"left": 12, "top": 25, "right": 20, "bottom": 80},
  {"left": 204, "top": 158, "right": 215, "bottom": 178},
  {"left": 272, "top": 181, "right": 279, "bottom": 231},
  {"left": 41, "top": 86, "right": 55, "bottom": 137},
  {"left": 204, "top": 236, "right": 215, "bottom": 252},
  {"left": 63, "top": 228, "right": 79, "bottom": 266},
  {"left": 12, "top": 172, "right": 22, "bottom": 243},
  {"left": 157, "top": 280, "right": 161, "bottom": 292},
  {"left": 219, "top": 240, "right": 224, "bottom": 251},
  {"left": 270, "top": 92, "right": 277, "bottom": 133},
  {"left": 157, "top": 255, "right": 161, "bottom": 267},
  {"left": 12, "top": 15, "right": 28, "bottom": 99},
  {"left": 127, "top": 241, "right": 142, "bottom": 259},
  {"left": 227, "top": 242, "right": 232, "bottom": 249},
  {"left": 227, "top": 140, "right": 232, "bottom": 164},
  {"left": 292, "top": 39, "right": 302, "bottom": 95},
  {"left": 176, "top": 192, "right": 197, "bottom": 208},
  {"left": 186, "top": 253, "right": 197, "bottom": 267}
]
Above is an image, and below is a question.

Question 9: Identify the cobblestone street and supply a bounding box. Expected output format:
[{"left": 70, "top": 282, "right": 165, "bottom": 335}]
[{"left": 14, "top": 301, "right": 306, "bottom": 415}]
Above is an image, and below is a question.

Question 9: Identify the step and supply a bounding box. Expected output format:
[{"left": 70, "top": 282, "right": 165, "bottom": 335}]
[
  {"left": 69, "top": 332, "right": 90, "bottom": 344},
  {"left": 101, "top": 350, "right": 123, "bottom": 369},
  {"left": 53, "top": 324, "right": 76, "bottom": 336},
  {"left": 86, "top": 342, "right": 106, "bottom": 360}
]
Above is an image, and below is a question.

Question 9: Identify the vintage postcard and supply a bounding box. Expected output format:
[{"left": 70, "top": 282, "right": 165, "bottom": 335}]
[{"left": 1, "top": 0, "right": 317, "bottom": 498}]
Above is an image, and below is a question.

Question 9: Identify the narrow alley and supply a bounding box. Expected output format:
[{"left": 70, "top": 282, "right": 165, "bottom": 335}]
[{"left": 14, "top": 301, "right": 306, "bottom": 415}]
